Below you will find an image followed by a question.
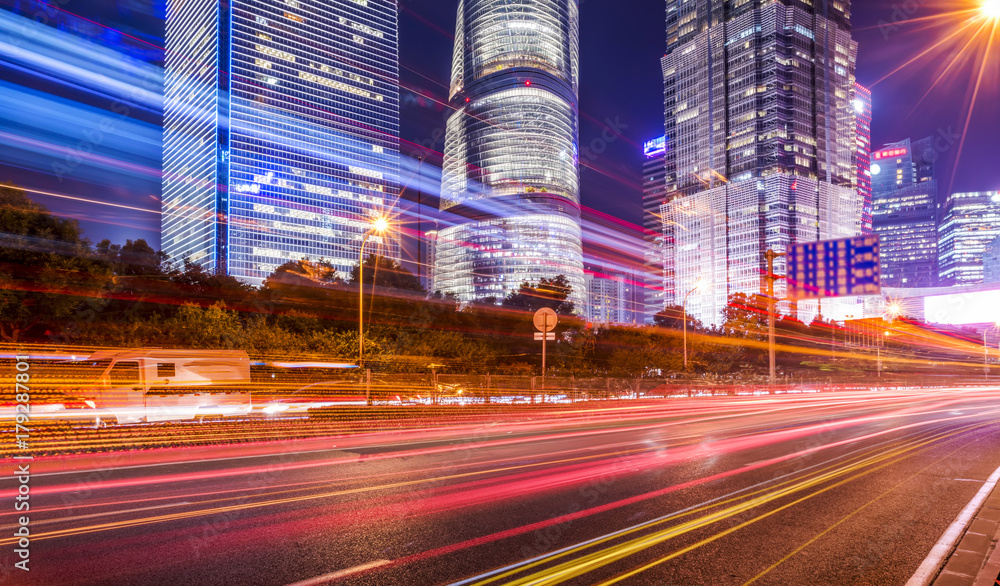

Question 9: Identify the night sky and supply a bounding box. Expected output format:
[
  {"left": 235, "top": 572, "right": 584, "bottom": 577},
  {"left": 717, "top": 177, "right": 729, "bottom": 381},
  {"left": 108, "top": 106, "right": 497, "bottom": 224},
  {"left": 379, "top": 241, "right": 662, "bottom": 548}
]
[{"left": 0, "top": 0, "right": 996, "bottom": 250}]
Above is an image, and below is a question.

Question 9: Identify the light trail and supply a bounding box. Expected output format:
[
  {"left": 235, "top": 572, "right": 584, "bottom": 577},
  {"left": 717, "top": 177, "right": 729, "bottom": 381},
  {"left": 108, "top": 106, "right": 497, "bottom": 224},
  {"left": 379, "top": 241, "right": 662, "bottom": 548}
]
[{"left": 471, "top": 422, "right": 990, "bottom": 586}]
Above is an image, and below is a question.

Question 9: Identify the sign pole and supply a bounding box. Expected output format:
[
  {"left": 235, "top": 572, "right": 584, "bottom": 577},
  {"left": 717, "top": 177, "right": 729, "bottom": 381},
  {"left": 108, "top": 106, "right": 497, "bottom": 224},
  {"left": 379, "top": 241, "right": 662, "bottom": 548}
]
[
  {"left": 542, "top": 313, "right": 547, "bottom": 384},
  {"left": 765, "top": 249, "right": 785, "bottom": 386}
]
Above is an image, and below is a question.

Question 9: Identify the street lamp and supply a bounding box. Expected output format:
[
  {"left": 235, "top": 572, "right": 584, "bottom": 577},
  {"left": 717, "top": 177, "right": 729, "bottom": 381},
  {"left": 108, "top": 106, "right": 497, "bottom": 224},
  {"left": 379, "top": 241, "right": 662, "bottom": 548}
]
[
  {"left": 358, "top": 216, "right": 389, "bottom": 366},
  {"left": 984, "top": 322, "right": 1000, "bottom": 380},
  {"left": 682, "top": 282, "right": 702, "bottom": 370}
]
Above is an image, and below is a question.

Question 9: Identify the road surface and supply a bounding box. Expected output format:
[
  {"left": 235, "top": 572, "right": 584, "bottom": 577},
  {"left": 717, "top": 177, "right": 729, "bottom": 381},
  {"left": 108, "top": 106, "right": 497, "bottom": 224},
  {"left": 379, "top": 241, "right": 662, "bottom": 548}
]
[{"left": 3, "top": 387, "right": 1000, "bottom": 585}]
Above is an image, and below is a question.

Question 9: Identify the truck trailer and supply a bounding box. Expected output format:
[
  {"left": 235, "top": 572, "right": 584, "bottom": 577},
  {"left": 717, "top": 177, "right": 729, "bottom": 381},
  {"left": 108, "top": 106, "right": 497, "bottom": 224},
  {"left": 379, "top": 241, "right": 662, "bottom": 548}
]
[{"left": 79, "top": 348, "right": 252, "bottom": 424}]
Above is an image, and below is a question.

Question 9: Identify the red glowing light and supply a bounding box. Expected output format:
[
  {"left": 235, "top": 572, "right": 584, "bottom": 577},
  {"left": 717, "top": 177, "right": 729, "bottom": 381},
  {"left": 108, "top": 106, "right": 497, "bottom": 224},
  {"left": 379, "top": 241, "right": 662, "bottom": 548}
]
[
  {"left": 874, "top": 148, "right": 908, "bottom": 160},
  {"left": 525, "top": 80, "right": 531, "bottom": 87}
]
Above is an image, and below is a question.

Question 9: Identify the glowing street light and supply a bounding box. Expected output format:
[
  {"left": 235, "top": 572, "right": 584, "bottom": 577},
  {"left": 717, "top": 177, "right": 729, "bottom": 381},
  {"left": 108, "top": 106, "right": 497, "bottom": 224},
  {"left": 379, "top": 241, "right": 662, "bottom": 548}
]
[
  {"left": 682, "top": 281, "right": 703, "bottom": 370},
  {"left": 982, "top": 0, "right": 1000, "bottom": 19},
  {"left": 359, "top": 215, "right": 390, "bottom": 369}
]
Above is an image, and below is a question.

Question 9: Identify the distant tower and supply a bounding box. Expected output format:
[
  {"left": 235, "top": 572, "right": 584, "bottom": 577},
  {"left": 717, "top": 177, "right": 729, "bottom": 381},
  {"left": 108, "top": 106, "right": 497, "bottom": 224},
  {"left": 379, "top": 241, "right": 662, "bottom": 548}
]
[
  {"left": 162, "top": 0, "right": 400, "bottom": 284},
  {"left": 939, "top": 191, "right": 1000, "bottom": 285},
  {"left": 871, "top": 137, "right": 939, "bottom": 287},
  {"left": 854, "top": 84, "right": 873, "bottom": 234},
  {"left": 642, "top": 136, "right": 671, "bottom": 323},
  {"left": 434, "top": 0, "right": 584, "bottom": 307},
  {"left": 662, "top": 0, "right": 861, "bottom": 326}
]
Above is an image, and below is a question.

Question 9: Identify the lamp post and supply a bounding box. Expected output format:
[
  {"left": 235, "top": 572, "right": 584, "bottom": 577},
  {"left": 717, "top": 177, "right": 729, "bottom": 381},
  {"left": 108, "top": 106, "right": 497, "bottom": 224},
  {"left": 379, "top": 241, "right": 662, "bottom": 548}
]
[
  {"left": 682, "top": 283, "right": 701, "bottom": 370},
  {"left": 358, "top": 216, "right": 389, "bottom": 367},
  {"left": 984, "top": 323, "right": 1000, "bottom": 380}
]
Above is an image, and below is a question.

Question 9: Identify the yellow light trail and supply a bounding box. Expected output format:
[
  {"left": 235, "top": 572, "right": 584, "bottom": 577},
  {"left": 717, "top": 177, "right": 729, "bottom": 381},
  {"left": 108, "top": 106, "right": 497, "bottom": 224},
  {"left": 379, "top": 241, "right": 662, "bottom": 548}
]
[
  {"left": 17, "top": 187, "right": 160, "bottom": 214},
  {"left": 595, "top": 427, "right": 981, "bottom": 586},
  {"left": 474, "top": 421, "right": 988, "bottom": 586},
  {"left": 741, "top": 434, "right": 983, "bottom": 584}
]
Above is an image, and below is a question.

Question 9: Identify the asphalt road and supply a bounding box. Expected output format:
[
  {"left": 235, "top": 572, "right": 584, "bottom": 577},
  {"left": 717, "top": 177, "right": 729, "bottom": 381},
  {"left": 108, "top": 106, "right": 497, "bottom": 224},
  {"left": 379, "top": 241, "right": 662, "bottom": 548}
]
[{"left": 3, "top": 387, "right": 1000, "bottom": 585}]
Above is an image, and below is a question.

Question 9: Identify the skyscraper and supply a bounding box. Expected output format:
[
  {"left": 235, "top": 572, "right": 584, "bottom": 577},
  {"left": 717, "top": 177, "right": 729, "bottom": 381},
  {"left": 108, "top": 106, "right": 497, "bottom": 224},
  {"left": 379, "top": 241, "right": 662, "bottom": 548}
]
[
  {"left": 661, "top": 0, "right": 861, "bottom": 326},
  {"left": 853, "top": 83, "right": 873, "bottom": 234},
  {"left": 434, "top": 0, "right": 584, "bottom": 306},
  {"left": 642, "top": 136, "right": 671, "bottom": 323},
  {"left": 939, "top": 191, "right": 1000, "bottom": 285},
  {"left": 162, "top": 0, "right": 399, "bottom": 284},
  {"left": 871, "top": 137, "right": 938, "bottom": 287},
  {"left": 583, "top": 269, "right": 641, "bottom": 325}
]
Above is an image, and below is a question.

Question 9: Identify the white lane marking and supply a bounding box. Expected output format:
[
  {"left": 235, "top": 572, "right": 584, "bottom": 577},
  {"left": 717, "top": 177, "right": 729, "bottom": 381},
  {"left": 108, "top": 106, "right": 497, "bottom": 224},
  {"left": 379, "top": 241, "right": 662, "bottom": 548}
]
[
  {"left": 906, "top": 462, "right": 1000, "bottom": 586},
  {"left": 286, "top": 560, "right": 391, "bottom": 585}
]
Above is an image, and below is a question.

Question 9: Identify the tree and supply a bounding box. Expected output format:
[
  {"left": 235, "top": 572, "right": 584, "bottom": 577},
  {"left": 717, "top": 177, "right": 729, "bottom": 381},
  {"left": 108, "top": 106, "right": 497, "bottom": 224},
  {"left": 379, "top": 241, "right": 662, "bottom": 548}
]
[
  {"left": 720, "top": 292, "right": 767, "bottom": 340},
  {"left": 96, "top": 238, "right": 169, "bottom": 277},
  {"left": 168, "top": 260, "right": 256, "bottom": 305},
  {"left": 501, "top": 275, "right": 575, "bottom": 315},
  {"left": 0, "top": 183, "right": 112, "bottom": 342},
  {"left": 348, "top": 254, "right": 424, "bottom": 293},
  {"left": 653, "top": 304, "right": 701, "bottom": 331},
  {"left": 265, "top": 259, "right": 343, "bottom": 288}
]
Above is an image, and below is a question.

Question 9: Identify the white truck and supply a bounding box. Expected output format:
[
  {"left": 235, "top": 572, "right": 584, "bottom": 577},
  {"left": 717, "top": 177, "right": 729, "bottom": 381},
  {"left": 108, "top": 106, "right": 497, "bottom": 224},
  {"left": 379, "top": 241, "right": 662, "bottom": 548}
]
[{"left": 78, "top": 348, "right": 252, "bottom": 424}]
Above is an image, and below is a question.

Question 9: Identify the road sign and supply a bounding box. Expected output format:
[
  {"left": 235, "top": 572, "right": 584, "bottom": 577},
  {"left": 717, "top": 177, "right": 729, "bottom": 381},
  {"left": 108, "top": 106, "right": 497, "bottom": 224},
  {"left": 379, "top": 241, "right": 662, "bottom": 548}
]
[
  {"left": 533, "top": 332, "right": 555, "bottom": 341},
  {"left": 533, "top": 308, "right": 558, "bottom": 332},
  {"left": 786, "top": 235, "right": 880, "bottom": 300}
]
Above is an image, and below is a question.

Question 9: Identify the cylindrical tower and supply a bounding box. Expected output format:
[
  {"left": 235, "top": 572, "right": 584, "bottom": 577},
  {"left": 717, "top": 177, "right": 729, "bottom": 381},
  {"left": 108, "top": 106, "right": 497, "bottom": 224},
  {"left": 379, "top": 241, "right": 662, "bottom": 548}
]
[{"left": 435, "top": 0, "right": 584, "bottom": 307}]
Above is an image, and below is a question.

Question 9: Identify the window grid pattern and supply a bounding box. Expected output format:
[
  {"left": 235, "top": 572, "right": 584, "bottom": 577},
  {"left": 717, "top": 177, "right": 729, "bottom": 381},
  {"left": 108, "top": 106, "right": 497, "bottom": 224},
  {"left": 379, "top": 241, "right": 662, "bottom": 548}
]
[
  {"left": 163, "top": 0, "right": 399, "bottom": 284},
  {"left": 437, "top": 0, "right": 584, "bottom": 305}
]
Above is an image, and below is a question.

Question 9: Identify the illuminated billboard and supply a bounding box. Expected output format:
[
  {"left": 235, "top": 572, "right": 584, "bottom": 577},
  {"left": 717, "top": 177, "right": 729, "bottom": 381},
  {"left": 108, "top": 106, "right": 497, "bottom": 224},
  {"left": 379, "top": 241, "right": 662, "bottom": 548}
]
[
  {"left": 924, "top": 289, "right": 1000, "bottom": 325},
  {"left": 643, "top": 136, "right": 666, "bottom": 157},
  {"left": 874, "top": 147, "right": 908, "bottom": 160}
]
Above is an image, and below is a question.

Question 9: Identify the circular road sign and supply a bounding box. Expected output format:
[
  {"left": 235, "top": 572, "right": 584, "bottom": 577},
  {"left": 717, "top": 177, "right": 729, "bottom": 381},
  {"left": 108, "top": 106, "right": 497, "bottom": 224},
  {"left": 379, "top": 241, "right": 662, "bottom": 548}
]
[{"left": 533, "top": 307, "right": 558, "bottom": 332}]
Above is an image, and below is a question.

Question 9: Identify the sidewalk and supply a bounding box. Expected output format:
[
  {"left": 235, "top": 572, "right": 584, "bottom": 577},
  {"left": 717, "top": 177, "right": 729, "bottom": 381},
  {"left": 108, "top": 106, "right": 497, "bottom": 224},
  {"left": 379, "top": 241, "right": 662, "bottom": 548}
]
[{"left": 930, "top": 477, "right": 1000, "bottom": 586}]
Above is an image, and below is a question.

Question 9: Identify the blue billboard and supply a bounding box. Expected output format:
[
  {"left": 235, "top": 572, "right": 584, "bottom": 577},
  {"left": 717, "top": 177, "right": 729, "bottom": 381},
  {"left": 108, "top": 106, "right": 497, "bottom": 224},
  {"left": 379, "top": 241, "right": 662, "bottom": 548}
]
[{"left": 787, "top": 235, "right": 881, "bottom": 300}]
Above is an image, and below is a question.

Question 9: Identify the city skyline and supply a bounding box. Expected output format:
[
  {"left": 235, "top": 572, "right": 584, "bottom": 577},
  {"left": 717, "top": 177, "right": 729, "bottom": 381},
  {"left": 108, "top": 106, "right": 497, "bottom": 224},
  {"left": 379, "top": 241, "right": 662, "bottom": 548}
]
[{"left": 0, "top": 1, "right": 996, "bottom": 257}]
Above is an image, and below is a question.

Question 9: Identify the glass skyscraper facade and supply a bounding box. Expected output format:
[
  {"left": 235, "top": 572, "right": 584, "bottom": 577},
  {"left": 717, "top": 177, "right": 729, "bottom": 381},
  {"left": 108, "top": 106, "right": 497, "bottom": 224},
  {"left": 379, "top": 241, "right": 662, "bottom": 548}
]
[
  {"left": 661, "top": 0, "right": 861, "bottom": 326},
  {"left": 434, "top": 0, "right": 584, "bottom": 306},
  {"left": 939, "top": 191, "right": 1000, "bottom": 286},
  {"left": 871, "top": 137, "right": 938, "bottom": 287},
  {"left": 854, "top": 83, "right": 873, "bottom": 235},
  {"left": 162, "top": 0, "right": 399, "bottom": 284},
  {"left": 642, "top": 136, "right": 671, "bottom": 323}
]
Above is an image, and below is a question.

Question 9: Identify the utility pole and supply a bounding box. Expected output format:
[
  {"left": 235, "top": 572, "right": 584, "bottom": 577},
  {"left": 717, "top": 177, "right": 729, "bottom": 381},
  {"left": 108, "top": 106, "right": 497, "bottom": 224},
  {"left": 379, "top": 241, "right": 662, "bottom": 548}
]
[{"left": 764, "top": 249, "right": 786, "bottom": 386}]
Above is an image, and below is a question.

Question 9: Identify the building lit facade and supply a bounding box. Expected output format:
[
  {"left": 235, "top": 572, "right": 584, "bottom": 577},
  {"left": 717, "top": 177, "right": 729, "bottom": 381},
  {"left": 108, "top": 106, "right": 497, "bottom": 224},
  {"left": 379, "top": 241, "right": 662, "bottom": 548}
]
[
  {"left": 642, "top": 136, "right": 671, "bottom": 323},
  {"left": 583, "top": 270, "right": 641, "bottom": 325},
  {"left": 984, "top": 236, "right": 1000, "bottom": 285},
  {"left": 162, "top": 0, "right": 399, "bottom": 284},
  {"left": 939, "top": 191, "right": 1000, "bottom": 286},
  {"left": 661, "top": 0, "right": 861, "bottom": 326},
  {"left": 854, "top": 83, "right": 873, "bottom": 234},
  {"left": 434, "top": 0, "right": 584, "bottom": 307},
  {"left": 871, "top": 137, "right": 938, "bottom": 287}
]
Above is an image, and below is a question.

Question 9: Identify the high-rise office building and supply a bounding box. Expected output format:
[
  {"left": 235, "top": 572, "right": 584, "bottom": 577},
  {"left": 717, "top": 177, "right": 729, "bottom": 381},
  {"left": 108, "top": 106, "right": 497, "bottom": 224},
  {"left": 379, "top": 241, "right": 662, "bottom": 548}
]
[
  {"left": 939, "top": 191, "right": 1000, "bottom": 285},
  {"left": 871, "top": 137, "right": 938, "bottom": 287},
  {"left": 434, "top": 0, "right": 584, "bottom": 307},
  {"left": 661, "top": 0, "right": 861, "bottom": 326},
  {"left": 985, "top": 236, "right": 1000, "bottom": 285},
  {"left": 583, "top": 270, "right": 640, "bottom": 325},
  {"left": 854, "top": 83, "right": 873, "bottom": 234},
  {"left": 642, "top": 136, "right": 671, "bottom": 323},
  {"left": 162, "top": 0, "right": 399, "bottom": 284}
]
